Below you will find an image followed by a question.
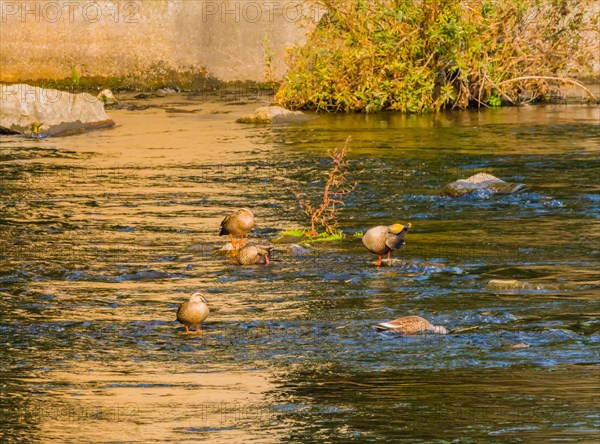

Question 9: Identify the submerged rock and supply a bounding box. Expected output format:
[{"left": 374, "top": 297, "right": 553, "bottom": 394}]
[
  {"left": 236, "top": 106, "right": 310, "bottom": 124},
  {"left": 485, "top": 279, "right": 560, "bottom": 291},
  {"left": 377, "top": 258, "right": 408, "bottom": 267},
  {"left": 486, "top": 279, "right": 528, "bottom": 290},
  {"left": 289, "top": 244, "right": 312, "bottom": 255},
  {"left": 1, "top": 84, "right": 114, "bottom": 137},
  {"left": 441, "top": 173, "right": 526, "bottom": 197}
]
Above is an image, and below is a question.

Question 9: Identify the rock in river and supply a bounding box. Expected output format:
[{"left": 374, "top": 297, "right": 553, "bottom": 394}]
[
  {"left": 486, "top": 279, "right": 530, "bottom": 290},
  {"left": 441, "top": 173, "right": 526, "bottom": 197},
  {"left": 485, "top": 279, "right": 560, "bottom": 291},
  {"left": 236, "top": 105, "right": 310, "bottom": 124},
  {"left": 0, "top": 84, "right": 114, "bottom": 137}
]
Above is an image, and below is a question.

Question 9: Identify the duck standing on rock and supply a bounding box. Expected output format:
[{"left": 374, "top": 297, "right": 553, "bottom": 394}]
[
  {"left": 375, "top": 316, "right": 447, "bottom": 334},
  {"left": 362, "top": 223, "right": 411, "bottom": 266},
  {"left": 219, "top": 208, "right": 255, "bottom": 247},
  {"left": 176, "top": 292, "right": 210, "bottom": 333},
  {"left": 235, "top": 244, "right": 272, "bottom": 265}
]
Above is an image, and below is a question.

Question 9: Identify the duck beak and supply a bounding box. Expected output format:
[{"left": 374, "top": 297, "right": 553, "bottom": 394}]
[{"left": 405, "top": 223, "right": 412, "bottom": 229}]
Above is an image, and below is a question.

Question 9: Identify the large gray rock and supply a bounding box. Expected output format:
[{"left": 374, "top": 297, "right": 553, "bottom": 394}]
[
  {"left": 237, "top": 105, "right": 310, "bottom": 124},
  {"left": 0, "top": 84, "right": 114, "bottom": 137},
  {"left": 441, "top": 173, "right": 526, "bottom": 197}
]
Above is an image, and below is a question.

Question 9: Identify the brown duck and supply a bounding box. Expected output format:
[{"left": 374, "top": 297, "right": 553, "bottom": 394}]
[
  {"left": 362, "top": 223, "right": 411, "bottom": 266},
  {"left": 235, "top": 244, "right": 272, "bottom": 265},
  {"left": 219, "top": 208, "right": 255, "bottom": 247},
  {"left": 176, "top": 292, "right": 210, "bottom": 333},
  {"left": 375, "top": 316, "right": 447, "bottom": 334}
]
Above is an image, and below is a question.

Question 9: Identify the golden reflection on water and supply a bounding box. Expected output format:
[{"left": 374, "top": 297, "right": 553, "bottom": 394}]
[{"left": 31, "top": 367, "right": 277, "bottom": 443}]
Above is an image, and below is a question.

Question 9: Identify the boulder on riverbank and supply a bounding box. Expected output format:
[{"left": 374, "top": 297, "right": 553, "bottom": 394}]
[
  {"left": 441, "top": 173, "right": 526, "bottom": 197},
  {"left": 97, "top": 89, "right": 118, "bottom": 106},
  {"left": 0, "top": 84, "right": 114, "bottom": 137},
  {"left": 236, "top": 105, "right": 310, "bottom": 124}
]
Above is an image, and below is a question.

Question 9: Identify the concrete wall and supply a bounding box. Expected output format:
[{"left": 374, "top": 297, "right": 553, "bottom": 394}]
[
  {"left": 1, "top": 1, "right": 596, "bottom": 86},
  {"left": 0, "top": 1, "right": 323, "bottom": 83}
]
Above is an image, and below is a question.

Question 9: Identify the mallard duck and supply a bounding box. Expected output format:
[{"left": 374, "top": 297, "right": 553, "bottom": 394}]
[
  {"left": 176, "top": 292, "right": 209, "bottom": 333},
  {"left": 236, "top": 244, "right": 272, "bottom": 265},
  {"left": 375, "top": 315, "right": 447, "bottom": 334},
  {"left": 219, "top": 208, "right": 255, "bottom": 247},
  {"left": 362, "top": 223, "right": 411, "bottom": 266}
]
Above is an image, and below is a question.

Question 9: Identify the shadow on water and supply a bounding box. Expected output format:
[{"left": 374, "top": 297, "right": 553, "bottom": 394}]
[{"left": 1, "top": 99, "right": 599, "bottom": 442}]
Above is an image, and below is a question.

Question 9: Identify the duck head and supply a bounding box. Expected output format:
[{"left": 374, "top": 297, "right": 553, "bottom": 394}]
[
  {"left": 256, "top": 246, "right": 272, "bottom": 264},
  {"left": 239, "top": 208, "right": 254, "bottom": 217},
  {"left": 388, "top": 222, "right": 412, "bottom": 234},
  {"left": 190, "top": 292, "right": 209, "bottom": 304}
]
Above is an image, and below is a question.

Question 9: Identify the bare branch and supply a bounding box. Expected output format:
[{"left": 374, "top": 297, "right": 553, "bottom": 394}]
[{"left": 295, "top": 136, "right": 357, "bottom": 235}]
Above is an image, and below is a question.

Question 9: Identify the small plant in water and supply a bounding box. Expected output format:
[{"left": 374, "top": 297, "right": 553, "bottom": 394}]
[
  {"left": 31, "top": 122, "right": 43, "bottom": 135},
  {"left": 487, "top": 91, "right": 502, "bottom": 107},
  {"left": 295, "top": 136, "right": 357, "bottom": 236},
  {"left": 281, "top": 228, "right": 344, "bottom": 242}
]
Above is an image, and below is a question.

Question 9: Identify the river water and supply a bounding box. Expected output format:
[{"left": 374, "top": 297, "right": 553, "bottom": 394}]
[{"left": 1, "top": 94, "right": 598, "bottom": 443}]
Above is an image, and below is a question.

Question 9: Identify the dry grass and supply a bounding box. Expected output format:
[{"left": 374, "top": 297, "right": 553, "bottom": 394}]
[{"left": 295, "top": 136, "right": 358, "bottom": 235}]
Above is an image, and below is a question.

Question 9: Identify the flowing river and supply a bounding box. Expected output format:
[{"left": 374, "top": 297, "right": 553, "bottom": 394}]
[{"left": 1, "top": 93, "right": 598, "bottom": 443}]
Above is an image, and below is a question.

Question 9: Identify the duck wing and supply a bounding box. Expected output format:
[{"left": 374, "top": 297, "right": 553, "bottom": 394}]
[
  {"left": 219, "top": 214, "right": 232, "bottom": 235},
  {"left": 376, "top": 316, "right": 432, "bottom": 333}
]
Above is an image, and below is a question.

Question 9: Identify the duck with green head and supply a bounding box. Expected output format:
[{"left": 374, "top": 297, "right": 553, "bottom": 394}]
[{"left": 362, "top": 223, "right": 411, "bottom": 266}]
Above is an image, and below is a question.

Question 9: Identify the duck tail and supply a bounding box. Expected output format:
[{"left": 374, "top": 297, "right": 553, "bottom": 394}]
[{"left": 433, "top": 326, "right": 447, "bottom": 334}]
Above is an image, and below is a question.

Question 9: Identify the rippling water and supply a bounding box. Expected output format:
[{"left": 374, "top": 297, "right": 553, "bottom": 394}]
[{"left": 1, "top": 96, "right": 599, "bottom": 443}]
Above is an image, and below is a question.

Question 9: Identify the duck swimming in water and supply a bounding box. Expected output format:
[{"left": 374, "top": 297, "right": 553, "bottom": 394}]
[
  {"left": 375, "top": 315, "right": 447, "bottom": 334},
  {"left": 362, "top": 223, "right": 411, "bottom": 266},
  {"left": 219, "top": 208, "right": 255, "bottom": 247},
  {"left": 235, "top": 244, "right": 272, "bottom": 265},
  {"left": 176, "top": 292, "right": 210, "bottom": 333}
]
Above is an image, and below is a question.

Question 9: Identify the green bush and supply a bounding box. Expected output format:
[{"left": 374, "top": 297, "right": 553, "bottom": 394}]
[{"left": 276, "top": 0, "right": 598, "bottom": 112}]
